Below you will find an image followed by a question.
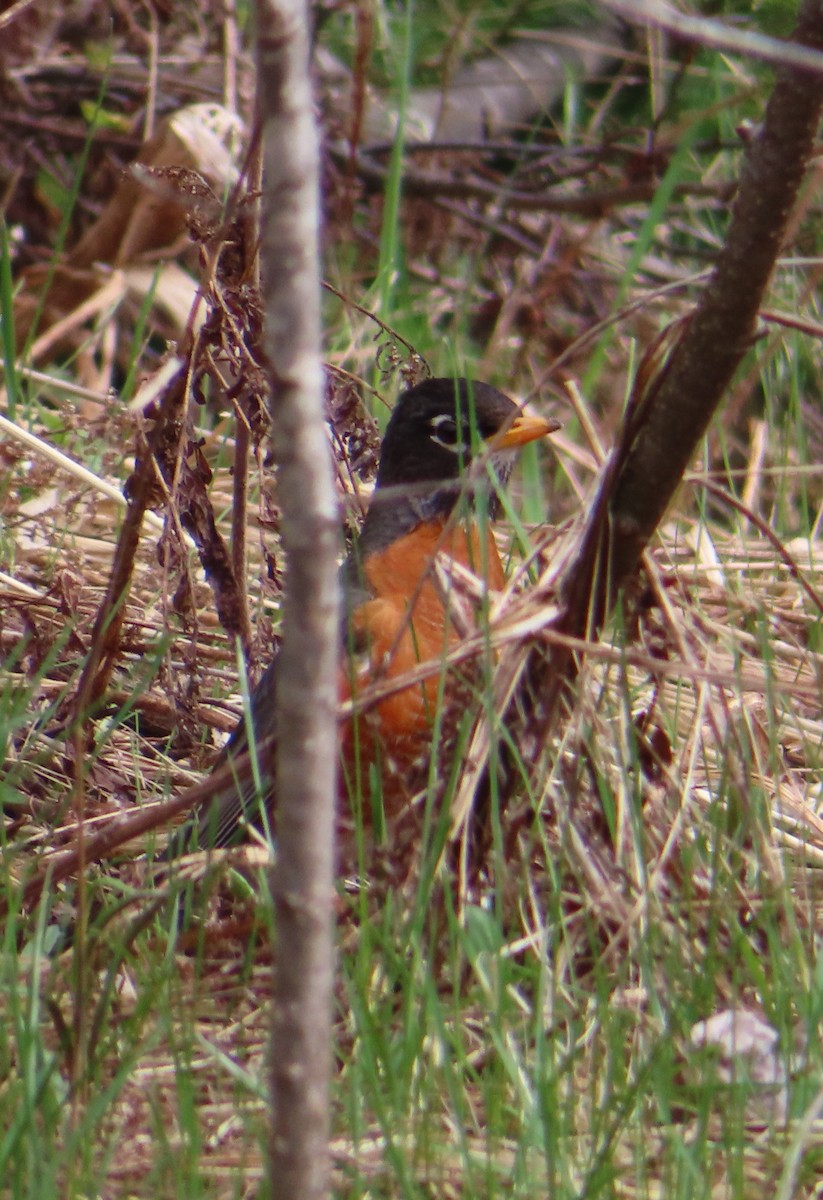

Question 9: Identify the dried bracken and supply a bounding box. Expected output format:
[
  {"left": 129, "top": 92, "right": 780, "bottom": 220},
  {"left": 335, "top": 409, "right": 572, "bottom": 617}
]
[{"left": 3, "top": 3, "right": 823, "bottom": 1195}]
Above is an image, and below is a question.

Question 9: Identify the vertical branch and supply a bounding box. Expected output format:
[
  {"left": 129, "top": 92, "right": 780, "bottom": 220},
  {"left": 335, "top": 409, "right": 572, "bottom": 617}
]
[
  {"left": 496, "top": 0, "right": 823, "bottom": 813},
  {"left": 605, "top": 0, "right": 823, "bottom": 592},
  {"left": 255, "top": 3, "right": 338, "bottom": 1199}
]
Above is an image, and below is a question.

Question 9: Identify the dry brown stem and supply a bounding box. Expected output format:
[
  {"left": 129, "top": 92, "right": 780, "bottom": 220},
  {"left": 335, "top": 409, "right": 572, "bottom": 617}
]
[
  {"left": 502, "top": 0, "right": 823, "bottom": 778},
  {"left": 256, "top": 1, "right": 337, "bottom": 1198}
]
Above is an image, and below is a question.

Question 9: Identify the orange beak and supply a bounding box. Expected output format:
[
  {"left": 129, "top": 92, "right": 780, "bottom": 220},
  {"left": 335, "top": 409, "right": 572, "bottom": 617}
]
[{"left": 487, "top": 411, "right": 560, "bottom": 451}]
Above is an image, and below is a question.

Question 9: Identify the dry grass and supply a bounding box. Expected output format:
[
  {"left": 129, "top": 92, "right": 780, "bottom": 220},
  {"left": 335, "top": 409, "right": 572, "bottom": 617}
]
[
  {"left": 4, "top": 373, "right": 823, "bottom": 1195},
  {"left": 3, "top": 4, "right": 823, "bottom": 1197}
]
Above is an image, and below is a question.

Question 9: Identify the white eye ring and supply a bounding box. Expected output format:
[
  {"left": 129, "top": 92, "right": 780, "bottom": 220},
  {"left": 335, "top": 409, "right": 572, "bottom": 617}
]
[{"left": 429, "top": 413, "right": 469, "bottom": 453}]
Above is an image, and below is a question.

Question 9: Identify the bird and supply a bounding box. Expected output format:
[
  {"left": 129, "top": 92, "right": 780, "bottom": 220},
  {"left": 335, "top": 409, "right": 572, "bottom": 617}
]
[{"left": 162, "top": 377, "right": 557, "bottom": 859}]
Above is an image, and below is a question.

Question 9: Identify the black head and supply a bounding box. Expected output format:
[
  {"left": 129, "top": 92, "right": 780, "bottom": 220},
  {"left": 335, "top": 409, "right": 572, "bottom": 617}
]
[
  {"left": 375, "top": 378, "right": 548, "bottom": 490},
  {"left": 354, "top": 377, "right": 554, "bottom": 560}
]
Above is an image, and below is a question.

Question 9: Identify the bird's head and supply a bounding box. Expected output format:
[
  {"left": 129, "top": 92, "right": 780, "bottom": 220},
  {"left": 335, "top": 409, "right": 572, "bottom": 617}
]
[{"left": 371, "top": 377, "right": 557, "bottom": 518}]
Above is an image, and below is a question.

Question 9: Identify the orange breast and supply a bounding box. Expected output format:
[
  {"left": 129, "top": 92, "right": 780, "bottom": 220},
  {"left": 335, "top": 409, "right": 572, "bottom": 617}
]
[{"left": 339, "top": 520, "right": 504, "bottom": 806}]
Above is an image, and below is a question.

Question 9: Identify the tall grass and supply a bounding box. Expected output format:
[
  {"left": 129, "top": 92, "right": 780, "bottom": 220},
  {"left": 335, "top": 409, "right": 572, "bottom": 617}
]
[{"left": 2, "top": 2, "right": 823, "bottom": 1197}]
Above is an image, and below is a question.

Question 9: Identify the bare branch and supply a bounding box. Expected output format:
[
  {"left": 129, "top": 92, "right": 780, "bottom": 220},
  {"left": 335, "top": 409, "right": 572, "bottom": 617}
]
[
  {"left": 606, "top": 0, "right": 823, "bottom": 594},
  {"left": 490, "top": 0, "right": 823, "bottom": 800},
  {"left": 256, "top": 2, "right": 337, "bottom": 1198}
]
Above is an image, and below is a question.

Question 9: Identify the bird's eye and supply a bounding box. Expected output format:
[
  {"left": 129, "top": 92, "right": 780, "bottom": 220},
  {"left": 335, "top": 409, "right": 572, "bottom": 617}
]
[{"left": 430, "top": 414, "right": 459, "bottom": 447}]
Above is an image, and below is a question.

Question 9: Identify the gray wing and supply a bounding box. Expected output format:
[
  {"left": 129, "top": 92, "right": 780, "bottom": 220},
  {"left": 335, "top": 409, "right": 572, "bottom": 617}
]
[
  {"left": 161, "top": 658, "right": 278, "bottom": 857},
  {"left": 162, "top": 551, "right": 372, "bottom": 858}
]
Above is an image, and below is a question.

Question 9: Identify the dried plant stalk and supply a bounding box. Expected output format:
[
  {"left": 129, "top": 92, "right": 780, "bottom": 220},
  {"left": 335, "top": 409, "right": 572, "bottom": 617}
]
[{"left": 256, "top": 2, "right": 338, "bottom": 1199}]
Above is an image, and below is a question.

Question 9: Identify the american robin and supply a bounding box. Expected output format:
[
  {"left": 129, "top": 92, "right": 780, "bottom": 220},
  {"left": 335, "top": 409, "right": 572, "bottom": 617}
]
[{"left": 163, "top": 377, "right": 556, "bottom": 857}]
